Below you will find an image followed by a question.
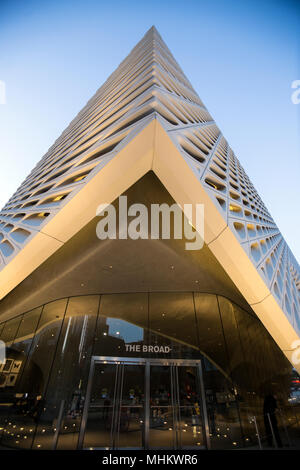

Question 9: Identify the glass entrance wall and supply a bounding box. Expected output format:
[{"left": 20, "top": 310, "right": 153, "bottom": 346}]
[
  {"left": 82, "top": 358, "right": 206, "bottom": 450},
  {"left": 0, "top": 292, "right": 299, "bottom": 449}
]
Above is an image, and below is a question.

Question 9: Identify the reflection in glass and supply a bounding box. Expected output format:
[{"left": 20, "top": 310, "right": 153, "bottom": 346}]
[
  {"left": 0, "top": 299, "right": 67, "bottom": 448},
  {"left": 83, "top": 363, "right": 117, "bottom": 449},
  {"left": 202, "top": 358, "right": 243, "bottom": 449},
  {"left": 149, "top": 292, "right": 200, "bottom": 359},
  {"left": 1, "top": 317, "right": 22, "bottom": 345},
  {"left": 194, "top": 293, "right": 228, "bottom": 373},
  {"left": 118, "top": 364, "right": 145, "bottom": 448},
  {"left": 177, "top": 366, "right": 204, "bottom": 448},
  {"left": 0, "top": 292, "right": 298, "bottom": 449},
  {"left": 0, "top": 308, "right": 42, "bottom": 448},
  {"left": 149, "top": 365, "right": 204, "bottom": 449},
  {"left": 83, "top": 362, "right": 145, "bottom": 449},
  {"left": 94, "top": 293, "right": 148, "bottom": 358},
  {"left": 33, "top": 296, "right": 99, "bottom": 450},
  {"left": 149, "top": 365, "right": 173, "bottom": 448}
]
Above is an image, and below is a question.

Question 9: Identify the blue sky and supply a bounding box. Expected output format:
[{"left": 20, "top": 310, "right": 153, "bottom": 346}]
[{"left": 0, "top": 0, "right": 299, "bottom": 261}]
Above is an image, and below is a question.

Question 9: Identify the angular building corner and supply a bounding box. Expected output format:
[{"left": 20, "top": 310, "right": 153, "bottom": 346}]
[{"left": 0, "top": 26, "right": 299, "bottom": 450}]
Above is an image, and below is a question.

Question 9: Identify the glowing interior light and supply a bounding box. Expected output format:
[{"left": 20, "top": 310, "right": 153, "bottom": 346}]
[
  {"left": 73, "top": 175, "right": 86, "bottom": 182},
  {"left": 53, "top": 195, "right": 64, "bottom": 202}
]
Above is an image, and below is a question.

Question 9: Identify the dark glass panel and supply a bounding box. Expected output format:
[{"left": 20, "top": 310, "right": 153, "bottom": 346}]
[
  {"left": 230, "top": 303, "right": 297, "bottom": 448},
  {"left": 149, "top": 292, "right": 199, "bottom": 359},
  {"left": 93, "top": 293, "right": 148, "bottom": 358},
  {"left": 118, "top": 364, "right": 145, "bottom": 448},
  {"left": 19, "top": 299, "right": 67, "bottom": 397},
  {"left": 83, "top": 363, "right": 118, "bottom": 449},
  {"left": 177, "top": 366, "right": 204, "bottom": 448},
  {"left": 1, "top": 316, "right": 22, "bottom": 345},
  {"left": 1, "top": 299, "right": 68, "bottom": 449},
  {"left": 149, "top": 365, "right": 174, "bottom": 448},
  {"left": 230, "top": 305, "right": 262, "bottom": 446},
  {"left": 11, "top": 307, "right": 43, "bottom": 376},
  {"left": 194, "top": 293, "right": 228, "bottom": 373},
  {"left": 0, "top": 322, "right": 5, "bottom": 338},
  {"left": 202, "top": 357, "right": 243, "bottom": 449},
  {"left": 33, "top": 295, "right": 99, "bottom": 450},
  {"left": 0, "top": 315, "right": 23, "bottom": 446},
  {"left": 149, "top": 365, "right": 204, "bottom": 449},
  {"left": 245, "top": 313, "right": 295, "bottom": 447},
  {"left": 217, "top": 296, "right": 245, "bottom": 384},
  {"left": 0, "top": 307, "right": 43, "bottom": 448}
]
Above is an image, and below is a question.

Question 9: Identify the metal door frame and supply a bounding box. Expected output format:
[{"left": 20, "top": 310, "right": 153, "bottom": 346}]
[{"left": 78, "top": 356, "right": 210, "bottom": 450}]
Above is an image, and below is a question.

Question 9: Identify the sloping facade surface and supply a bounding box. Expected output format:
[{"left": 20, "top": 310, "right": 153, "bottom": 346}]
[{"left": 0, "top": 27, "right": 299, "bottom": 360}]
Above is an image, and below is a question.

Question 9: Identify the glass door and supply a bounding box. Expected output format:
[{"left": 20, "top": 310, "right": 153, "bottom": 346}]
[
  {"left": 80, "top": 360, "right": 145, "bottom": 449},
  {"left": 149, "top": 363, "right": 205, "bottom": 449},
  {"left": 117, "top": 363, "right": 145, "bottom": 448},
  {"left": 149, "top": 364, "right": 174, "bottom": 448},
  {"left": 176, "top": 365, "right": 205, "bottom": 448}
]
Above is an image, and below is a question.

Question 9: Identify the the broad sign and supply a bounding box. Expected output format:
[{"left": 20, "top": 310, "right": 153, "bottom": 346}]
[{"left": 125, "top": 344, "right": 171, "bottom": 353}]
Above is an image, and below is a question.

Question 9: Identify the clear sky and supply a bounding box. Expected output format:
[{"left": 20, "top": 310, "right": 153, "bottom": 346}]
[{"left": 0, "top": 0, "right": 299, "bottom": 261}]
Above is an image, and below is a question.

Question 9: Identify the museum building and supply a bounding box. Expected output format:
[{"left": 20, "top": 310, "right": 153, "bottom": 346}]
[{"left": 0, "top": 27, "right": 299, "bottom": 450}]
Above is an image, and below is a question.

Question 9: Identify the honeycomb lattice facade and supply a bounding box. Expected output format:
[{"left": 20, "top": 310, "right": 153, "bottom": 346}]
[{"left": 0, "top": 27, "right": 299, "bottom": 349}]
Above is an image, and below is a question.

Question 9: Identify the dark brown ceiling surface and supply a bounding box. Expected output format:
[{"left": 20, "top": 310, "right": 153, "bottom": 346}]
[{"left": 0, "top": 171, "right": 252, "bottom": 321}]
